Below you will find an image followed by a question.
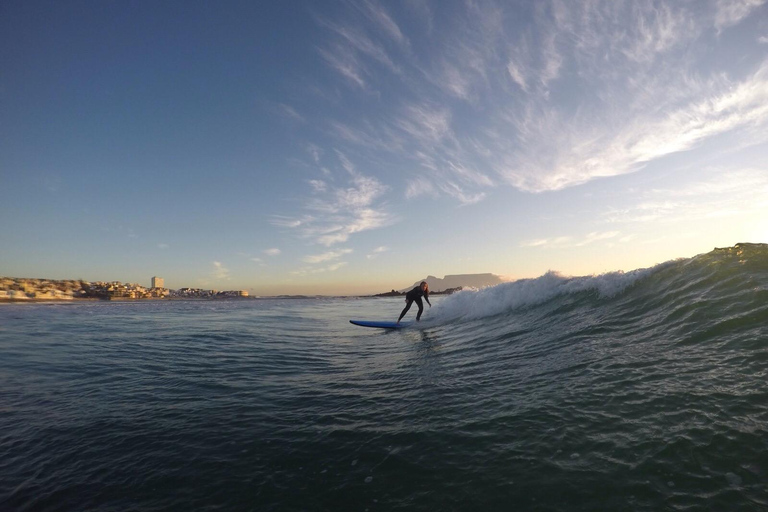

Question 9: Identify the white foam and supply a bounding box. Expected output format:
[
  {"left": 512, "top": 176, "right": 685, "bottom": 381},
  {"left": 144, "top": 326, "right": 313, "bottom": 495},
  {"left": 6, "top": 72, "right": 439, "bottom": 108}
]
[{"left": 430, "top": 267, "right": 656, "bottom": 322}]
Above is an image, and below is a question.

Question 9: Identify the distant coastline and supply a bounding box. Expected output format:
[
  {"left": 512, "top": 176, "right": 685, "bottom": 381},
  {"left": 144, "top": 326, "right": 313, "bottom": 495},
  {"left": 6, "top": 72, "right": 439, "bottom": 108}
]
[
  {"left": 1, "top": 274, "right": 503, "bottom": 302},
  {"left": 0, "top": 277, "right": 248, "bottom": 302}
]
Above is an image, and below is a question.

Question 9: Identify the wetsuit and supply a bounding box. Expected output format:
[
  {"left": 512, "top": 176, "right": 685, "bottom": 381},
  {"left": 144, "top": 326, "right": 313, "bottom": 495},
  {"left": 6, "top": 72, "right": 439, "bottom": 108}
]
[{"left": 398, "top": 286, "right": 431, "bottom": 322}]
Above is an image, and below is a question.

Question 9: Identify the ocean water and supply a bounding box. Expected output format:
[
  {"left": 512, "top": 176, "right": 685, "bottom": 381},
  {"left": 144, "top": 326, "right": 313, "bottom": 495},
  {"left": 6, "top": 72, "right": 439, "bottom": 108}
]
[{"left": 2, "top": 243, "right": 768, "bottom": 511}]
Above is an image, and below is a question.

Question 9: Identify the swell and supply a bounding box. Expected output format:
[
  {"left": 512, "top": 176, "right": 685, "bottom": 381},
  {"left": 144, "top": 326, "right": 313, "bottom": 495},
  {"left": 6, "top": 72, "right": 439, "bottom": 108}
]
[{"left": 432, "top": 243, "right": 768, "bottom": 345}]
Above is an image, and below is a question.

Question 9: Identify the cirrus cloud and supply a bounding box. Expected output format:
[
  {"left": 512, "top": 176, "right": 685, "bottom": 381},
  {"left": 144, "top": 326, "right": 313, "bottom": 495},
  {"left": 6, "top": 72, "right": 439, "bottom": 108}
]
[
  {"left": 274, "top": 151, "right": 397, "bottom": 247},
  {"left": 308, "top": 0, "right": 768, "bottom": 202}
]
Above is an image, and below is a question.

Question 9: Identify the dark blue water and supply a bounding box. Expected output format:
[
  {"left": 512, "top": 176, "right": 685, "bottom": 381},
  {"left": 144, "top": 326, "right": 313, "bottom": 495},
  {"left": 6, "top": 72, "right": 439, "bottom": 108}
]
[{"left": 2, "top": 244, "right": 768, "bottom": 511}]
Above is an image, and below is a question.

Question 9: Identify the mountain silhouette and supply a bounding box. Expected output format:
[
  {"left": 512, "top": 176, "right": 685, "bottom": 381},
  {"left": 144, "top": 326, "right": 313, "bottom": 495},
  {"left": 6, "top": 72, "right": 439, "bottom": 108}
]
[{"left": 401, "top": 274, "right": 505, "bottom": 292}]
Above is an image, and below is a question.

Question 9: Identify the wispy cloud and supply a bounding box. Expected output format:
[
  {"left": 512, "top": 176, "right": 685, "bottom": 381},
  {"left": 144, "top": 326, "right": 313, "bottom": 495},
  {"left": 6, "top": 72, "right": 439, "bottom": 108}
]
[
  {"left": 303, "top": 248, "right": 353, "bottom": 263},
  {"left": 329, "top": 120, "right": 396, "bottom": 151},
  {"left": 291, "top": 261, "right": 348, "bottom": 276},
  {"left": 520, "top": 238, "right": 549, "bottom": 248},
  {"left": 212, "top": 261, "right": 231, "bottom": 280},
  {"left": 506, "top": 60, "right": 528, "bottom": 92},
  {"left": 158, "top": 243, "right": 169, "bottom": 250},
  {"left": 275, "top": 152, "right": 396, "bottom": 247},
  {"left": 496, "top": 60, "right": 768, "bottom": 192},
  {"left": 315, "top": 0, "right": 411, "bottom": 93},
  {"left": 308, "top": 180, "right": 327, "bottom": 193},
  {"left": 271, "top": 216, "right": 313, "bottom": 229},
  {"left": 318, "top": 17, "right": 401, "bottom": 75},
  {"left": 603, "top": 168, "right": 768, "bottom": 225},
  {"left": 539, "top": 31, "right": 562, "bottom": 86},
  {"left": 392, "top": 103, "right": 494, "bottom": 203},
  {"left": 307, "top": 0, "right": 768, "bottom": 205},
  {"left": 278, "top": 103, "right": 305, "bottom": 123},
  {"left": 396, "top": 103, "right": 452, "bottom": 145},
  {"left": 714, "top": 0, "right": 766, "bottom": 30},
  {"left": 318, "top": 45, "right": 366, "bottom": 89},
  {"left": 366, "top": 245, "right": 389, "bottom": 259},
  {"left": 438, "top": 61, "right": 473, "bottom": 100},
  {"left": 621, "top": 3, "right": 694, "bottom": 63},
  {"left": 521, "top": 231, "right": 621, "bottom": 249},
  {"left": 405, "top": 177, "right": 438, "bottom": 199},
  {"left": 436, "top": 181, "right": 486, "bottom": 205},
  {"left": 316, "top": 208, "right": 393, "bottom": 245},
  {"left": 264, "top": 248, "right": 282, "bottom": 256},
  {"left": 306, "top": 143, "right": 323, "bottom": 164},
  {"left": 359, "top": 0, "right": 409, "bottom": 48}
]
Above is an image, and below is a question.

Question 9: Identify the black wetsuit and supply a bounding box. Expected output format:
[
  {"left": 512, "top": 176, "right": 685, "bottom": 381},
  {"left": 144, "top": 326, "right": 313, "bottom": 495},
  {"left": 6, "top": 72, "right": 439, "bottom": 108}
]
[{"left": 398, "top": 286, "right": 431, "bottom": 322}]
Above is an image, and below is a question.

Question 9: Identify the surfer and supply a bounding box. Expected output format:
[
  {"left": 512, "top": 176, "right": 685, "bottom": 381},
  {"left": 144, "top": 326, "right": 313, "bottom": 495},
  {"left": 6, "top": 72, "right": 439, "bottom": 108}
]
[{"left": 397, "top": 281, "right": 431, "bottom": 324}]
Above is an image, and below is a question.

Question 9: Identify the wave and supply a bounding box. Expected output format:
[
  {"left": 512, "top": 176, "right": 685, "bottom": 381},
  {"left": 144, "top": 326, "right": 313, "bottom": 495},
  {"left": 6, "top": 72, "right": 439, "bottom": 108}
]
[{"left": 430, "top": 243, "right": 768, "bottom": 325}]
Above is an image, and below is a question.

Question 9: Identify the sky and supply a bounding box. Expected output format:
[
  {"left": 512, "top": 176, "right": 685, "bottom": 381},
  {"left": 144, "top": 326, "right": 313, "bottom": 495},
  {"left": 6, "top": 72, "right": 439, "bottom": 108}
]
[{"left": 1, "top": 0, "right": 767, "bottom": 295}]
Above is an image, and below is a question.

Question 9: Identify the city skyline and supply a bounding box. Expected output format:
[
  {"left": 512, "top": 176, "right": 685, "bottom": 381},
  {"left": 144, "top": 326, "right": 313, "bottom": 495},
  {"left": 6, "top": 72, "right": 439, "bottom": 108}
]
[{"left": 2, "top": 1, "right": 767, "bottom": 295}]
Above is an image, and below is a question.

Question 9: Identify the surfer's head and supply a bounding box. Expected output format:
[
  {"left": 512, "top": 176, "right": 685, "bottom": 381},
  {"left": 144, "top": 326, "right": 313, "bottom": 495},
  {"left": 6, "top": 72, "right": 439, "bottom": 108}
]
[{"left": 420, "top": 281, "right": 428, "bottom": 292}]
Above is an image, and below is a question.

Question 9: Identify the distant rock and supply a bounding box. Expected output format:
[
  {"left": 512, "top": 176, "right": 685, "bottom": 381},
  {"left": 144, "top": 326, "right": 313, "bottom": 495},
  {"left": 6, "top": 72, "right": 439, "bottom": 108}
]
[
  {"left": 402, "top": 274, "right": 506, "bottom": 292},
  {"left": 373, "top": 289, "right": 403, "bottom": 297}
]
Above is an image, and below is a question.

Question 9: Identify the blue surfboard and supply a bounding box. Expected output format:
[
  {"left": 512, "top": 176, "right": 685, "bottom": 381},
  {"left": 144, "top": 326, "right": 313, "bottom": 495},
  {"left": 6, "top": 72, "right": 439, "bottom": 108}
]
[{"left": 350, "top": 320, "right": 410, "bottom": 329}]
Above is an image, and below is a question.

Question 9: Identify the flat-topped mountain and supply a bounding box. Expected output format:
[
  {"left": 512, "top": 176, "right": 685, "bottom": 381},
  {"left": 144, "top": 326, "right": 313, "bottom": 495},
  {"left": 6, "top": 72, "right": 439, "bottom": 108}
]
[{"left": 402, "top": 273, "right": 506, "bottom": 292}]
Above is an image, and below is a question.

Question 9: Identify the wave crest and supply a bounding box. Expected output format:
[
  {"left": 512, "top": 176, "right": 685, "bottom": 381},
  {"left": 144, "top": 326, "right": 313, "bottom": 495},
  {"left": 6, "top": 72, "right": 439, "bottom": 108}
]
[
  {"left": 432, "top": 267, "right": 656, "bottom": 322},
  {"left": 430, "top": 243, "right": 768, "bottom": 324}
]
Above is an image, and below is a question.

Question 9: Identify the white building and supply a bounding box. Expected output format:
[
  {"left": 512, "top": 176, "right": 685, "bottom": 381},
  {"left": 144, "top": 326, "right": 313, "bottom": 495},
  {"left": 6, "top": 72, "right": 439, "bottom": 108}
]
[{"left": 151, "top": 276, "right": 164, "bottom": 289}]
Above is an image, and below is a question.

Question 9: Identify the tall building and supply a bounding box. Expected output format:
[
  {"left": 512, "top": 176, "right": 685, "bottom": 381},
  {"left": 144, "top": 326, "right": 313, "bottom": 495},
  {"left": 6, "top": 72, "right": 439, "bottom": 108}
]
[{"left": 151, "top": 276, "right": 164, "bottom": 289}]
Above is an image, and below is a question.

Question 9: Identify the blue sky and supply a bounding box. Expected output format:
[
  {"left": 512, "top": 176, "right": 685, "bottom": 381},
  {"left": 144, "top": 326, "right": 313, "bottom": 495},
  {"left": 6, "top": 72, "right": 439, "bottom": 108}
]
[{"left": 2, "top": 0, "right": 767, "bottom": 295}]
